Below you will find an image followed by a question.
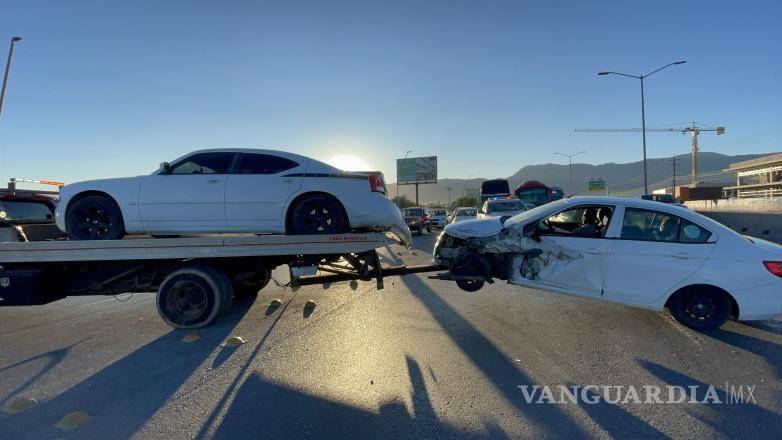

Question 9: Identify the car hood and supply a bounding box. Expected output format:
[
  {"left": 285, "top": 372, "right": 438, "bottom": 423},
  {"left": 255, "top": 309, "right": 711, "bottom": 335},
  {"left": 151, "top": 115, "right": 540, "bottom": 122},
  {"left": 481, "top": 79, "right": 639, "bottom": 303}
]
[
  {"left": 443, "top": 217, "right": 503, "bottom": 239},
  {"left": 60, "top": 176, "right": 142, "bottom": 197}
]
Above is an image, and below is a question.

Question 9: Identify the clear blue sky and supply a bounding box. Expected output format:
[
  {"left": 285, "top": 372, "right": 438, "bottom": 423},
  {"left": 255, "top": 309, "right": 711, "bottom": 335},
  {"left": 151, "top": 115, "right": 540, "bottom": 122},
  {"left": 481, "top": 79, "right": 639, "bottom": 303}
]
[{"left": 1, "top": 0, "right": 780, "bottom": 185}]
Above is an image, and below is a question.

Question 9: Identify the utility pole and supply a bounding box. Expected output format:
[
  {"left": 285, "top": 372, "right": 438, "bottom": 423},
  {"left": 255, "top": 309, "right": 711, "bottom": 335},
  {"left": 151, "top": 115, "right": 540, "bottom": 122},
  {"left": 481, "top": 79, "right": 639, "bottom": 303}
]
[
  {"left": 446, "top": 186, "right": 452, "bottom": 206},
  {"left": 0, "top": 36, "right": 22, "bottom": 119},
  {"left": 669, "top": 156, "right": 679, "bottom": 195}
]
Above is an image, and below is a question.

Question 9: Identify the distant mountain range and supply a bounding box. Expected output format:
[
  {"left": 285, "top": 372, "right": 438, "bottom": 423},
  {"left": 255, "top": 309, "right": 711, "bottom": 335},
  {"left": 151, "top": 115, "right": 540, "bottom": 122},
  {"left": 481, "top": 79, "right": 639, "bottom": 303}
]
[{"left": 391, "top": 152, "right": 772, "bottom": 205}]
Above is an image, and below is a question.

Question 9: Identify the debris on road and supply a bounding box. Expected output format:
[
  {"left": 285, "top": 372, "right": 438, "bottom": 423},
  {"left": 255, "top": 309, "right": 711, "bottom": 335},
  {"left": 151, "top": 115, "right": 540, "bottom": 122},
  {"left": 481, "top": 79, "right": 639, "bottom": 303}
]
[
  {"left": 181, "top": 332, "right": 200, "bottom": 343},
  {"left": 1, "top": 397, "right": 37, "bottom": 414},
  {"left": 54, "top": 410, "right": 90, "bottom": 431},
  {"left": 224, "top": 336, "right": 246, "bottom": 347},
  {"left": 304, "top": 300, "right": 317, "bottom": 309}
]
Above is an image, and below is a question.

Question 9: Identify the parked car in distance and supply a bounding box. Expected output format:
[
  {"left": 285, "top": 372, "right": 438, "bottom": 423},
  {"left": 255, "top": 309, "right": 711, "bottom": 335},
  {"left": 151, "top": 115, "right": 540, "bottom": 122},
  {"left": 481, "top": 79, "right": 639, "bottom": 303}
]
[
  {"left": 641, "top": 194, "right": 685, "bottom": 206},
  {"left": 1, "top": 179, "right": 65, "bottom": 242},
  {"left": 434, "top": 196, "right": 782, "bottom": 329},
  {"left": 55, "top": 149, "right": 412, "bottom": 246},
  {"left": 429, "top": 208, "right": 449, "bottom": 228},
  {"left": 402, "top": 207, "right": 432, "bottom": 234},
  {"left": 478, "top": 197, "right": 527, "bottom": 219},
  {"left": 450, "top": 207, "right": 478, "bottom": 223}
]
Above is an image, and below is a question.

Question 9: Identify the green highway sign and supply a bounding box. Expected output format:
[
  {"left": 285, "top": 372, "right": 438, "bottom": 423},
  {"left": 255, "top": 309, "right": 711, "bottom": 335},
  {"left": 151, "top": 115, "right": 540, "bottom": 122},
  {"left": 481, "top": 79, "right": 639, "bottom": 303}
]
[{"left": 588, "top": 179, "right": 606, "bottom": 191}]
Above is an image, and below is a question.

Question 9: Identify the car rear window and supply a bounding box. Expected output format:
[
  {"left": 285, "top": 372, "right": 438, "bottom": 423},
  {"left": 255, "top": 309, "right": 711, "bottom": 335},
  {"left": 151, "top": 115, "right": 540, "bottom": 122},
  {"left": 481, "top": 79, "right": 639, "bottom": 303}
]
[
  {"left": 620, "top": 208, "right": 711, "bottom": 243},
  {"left": 238, "top": 153, "right": 299, "bottom": 174},
  {"left": 404, "top": 208, "right": 423, "bottom": 216}
]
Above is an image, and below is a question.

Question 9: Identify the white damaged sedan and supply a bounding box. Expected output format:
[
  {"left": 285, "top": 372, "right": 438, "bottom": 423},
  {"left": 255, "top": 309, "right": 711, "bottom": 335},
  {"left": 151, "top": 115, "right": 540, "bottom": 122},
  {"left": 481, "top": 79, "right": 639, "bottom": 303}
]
[
  {"left": 55, "top": 149, "right": 412, "bottom": 246},
  {"left": 433, "top": 196, "right": 782, "bottom": 329}
]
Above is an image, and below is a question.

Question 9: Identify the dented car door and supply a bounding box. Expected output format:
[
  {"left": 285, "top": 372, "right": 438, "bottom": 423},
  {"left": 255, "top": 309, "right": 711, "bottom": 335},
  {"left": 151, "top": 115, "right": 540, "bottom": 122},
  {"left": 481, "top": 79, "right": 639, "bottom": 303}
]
[{"left": 509, "top": 204, "right": 615, "bottom": 297}]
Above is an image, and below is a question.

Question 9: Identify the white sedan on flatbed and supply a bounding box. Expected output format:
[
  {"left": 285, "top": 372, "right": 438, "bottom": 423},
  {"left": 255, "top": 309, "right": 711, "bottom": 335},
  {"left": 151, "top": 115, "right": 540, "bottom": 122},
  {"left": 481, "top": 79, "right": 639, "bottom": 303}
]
[
  {"left": 55, "top": 149, "right": 412, "bottom": 245},
  {"left": 434, "top": 196, "right": 782, "bottom": 329}
]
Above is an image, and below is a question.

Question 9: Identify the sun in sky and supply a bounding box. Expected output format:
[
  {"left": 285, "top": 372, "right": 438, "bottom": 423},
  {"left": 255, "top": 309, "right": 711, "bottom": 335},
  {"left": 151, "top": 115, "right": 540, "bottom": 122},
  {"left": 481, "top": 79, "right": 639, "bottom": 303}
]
[{"left": 327, "top": 155, "right": 372, "bottom": 171}]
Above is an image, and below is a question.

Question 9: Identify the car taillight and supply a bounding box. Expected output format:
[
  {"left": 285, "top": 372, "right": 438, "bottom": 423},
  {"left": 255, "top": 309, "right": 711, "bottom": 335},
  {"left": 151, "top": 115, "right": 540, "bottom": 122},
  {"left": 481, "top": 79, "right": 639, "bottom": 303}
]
[
  {"left": 764, "top": 261, "right": 782, "bottom": 279},
  {"left": 369, "top": 174, "right": 386, "bottom": 194}
]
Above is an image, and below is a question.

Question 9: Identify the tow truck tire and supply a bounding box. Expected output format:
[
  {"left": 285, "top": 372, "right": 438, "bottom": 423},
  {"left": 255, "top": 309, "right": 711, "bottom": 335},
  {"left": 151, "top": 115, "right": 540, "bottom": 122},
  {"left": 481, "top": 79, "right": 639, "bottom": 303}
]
[
  {"left": 156, "top": 266, "right": 227, "bottom": 329},
  {"left": 232, "top": 267, "right": 271, "bottom": 297},
  {"left": 427, "top": 224, "right": 432, "bottom": 233},
  {"left": 667, "top": 286, "right": 732, "bottom": 329},
  {"left": 65, "top": 195, "right": 125, "bottom": 240}
]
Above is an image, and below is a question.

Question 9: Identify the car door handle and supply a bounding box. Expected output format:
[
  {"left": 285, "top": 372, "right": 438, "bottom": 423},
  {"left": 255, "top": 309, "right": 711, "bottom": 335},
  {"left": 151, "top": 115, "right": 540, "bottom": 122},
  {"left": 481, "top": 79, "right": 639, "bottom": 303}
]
[
  {"left": 672, "top": 252, "right": 695, "bottom": 259},
  {"left": 583, "top": 248, "right": 603, "bottom": 255},
  {"left": 207, "top": 179, "right": 222, "bottom": 184}
]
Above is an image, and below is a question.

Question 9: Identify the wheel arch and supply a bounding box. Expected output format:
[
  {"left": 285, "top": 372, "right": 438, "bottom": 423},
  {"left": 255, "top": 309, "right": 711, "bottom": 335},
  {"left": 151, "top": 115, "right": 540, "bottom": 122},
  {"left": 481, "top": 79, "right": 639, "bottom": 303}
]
[
  {"left": 665, "top": 283, "right": 740, "bottom": 320},
  {"left": 284, "top": 191, "right": 351, "bottom": 233}
]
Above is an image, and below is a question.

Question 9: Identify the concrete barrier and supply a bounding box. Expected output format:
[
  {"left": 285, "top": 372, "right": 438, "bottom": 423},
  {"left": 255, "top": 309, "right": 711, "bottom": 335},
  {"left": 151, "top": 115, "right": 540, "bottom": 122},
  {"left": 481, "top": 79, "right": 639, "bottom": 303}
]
[{"left": 696, "top": 210, "right": 782, "bottom": 244}]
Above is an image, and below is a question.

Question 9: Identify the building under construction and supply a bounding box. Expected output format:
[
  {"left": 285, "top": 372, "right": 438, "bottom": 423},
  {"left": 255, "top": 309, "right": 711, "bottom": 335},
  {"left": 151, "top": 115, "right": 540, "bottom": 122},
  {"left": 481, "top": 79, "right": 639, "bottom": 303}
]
[{"left": 723, "top": 152, "right": 782, "bottom": 199}]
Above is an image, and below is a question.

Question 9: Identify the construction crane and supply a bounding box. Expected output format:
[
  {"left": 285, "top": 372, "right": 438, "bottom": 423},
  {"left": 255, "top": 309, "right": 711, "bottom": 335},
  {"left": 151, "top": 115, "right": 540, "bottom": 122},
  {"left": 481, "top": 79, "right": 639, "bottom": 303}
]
[{"left": 575, "top": 122, "right": 725, "bottom": 186}]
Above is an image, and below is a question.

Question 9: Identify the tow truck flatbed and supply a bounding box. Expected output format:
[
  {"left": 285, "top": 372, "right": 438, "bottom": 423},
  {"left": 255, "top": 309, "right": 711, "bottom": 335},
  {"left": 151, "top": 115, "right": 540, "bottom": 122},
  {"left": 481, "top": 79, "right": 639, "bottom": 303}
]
[
  {"left": 0, "top": 233, "right": 394, "bottom": 263},
  {"left": 0, "top": 233, "right": 441, "bottom": 329}
]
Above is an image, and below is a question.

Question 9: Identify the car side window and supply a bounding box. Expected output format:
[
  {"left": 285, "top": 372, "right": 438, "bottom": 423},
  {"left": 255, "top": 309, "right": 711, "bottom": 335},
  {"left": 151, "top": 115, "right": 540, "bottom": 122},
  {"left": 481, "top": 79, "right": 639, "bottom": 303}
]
[
  {"left": 238, "top": 153, "right": 299, "bottom": 174},
  {"left": 170, "top": 152, "right": 234, "bottom": 175},
  {"left": 0, "top": 201, "right": 54, "bottom": 222},
  {"left": 537, "top": 205, "right": 613, "bottom": 238},
  {"left": 620, "top": 208, "right": 712, "bottom": 243}
]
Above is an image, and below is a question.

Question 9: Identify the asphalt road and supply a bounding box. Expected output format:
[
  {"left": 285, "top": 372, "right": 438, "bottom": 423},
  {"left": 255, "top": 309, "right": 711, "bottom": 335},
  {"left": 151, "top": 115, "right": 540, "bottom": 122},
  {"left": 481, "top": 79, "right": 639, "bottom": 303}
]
[{"left": 1, "top": 232, "right": 780, "bottom": 439}]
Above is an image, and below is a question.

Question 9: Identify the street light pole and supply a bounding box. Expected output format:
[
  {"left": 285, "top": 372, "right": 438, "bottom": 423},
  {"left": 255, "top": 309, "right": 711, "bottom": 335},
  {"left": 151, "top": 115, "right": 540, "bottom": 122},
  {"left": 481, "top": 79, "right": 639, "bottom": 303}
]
[
  {"left": 0, "top": 36, "right": 22, "bottom": 119},
  {"left": 462, "top": 174, "right": 473, "bottom": 197},
  {"left": 598, "top": 60, "right": 686, "bottom": 194},
  {"left": 554, "top": 150, "right": 586, "bottom": 194}
]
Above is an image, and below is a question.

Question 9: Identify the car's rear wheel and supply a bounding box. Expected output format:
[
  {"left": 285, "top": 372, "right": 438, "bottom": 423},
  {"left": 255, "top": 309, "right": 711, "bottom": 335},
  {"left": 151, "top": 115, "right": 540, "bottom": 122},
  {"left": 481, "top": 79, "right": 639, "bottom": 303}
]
[
  {"left": 289, "top": 194, "right": 346, "bottom": 235},
  {"left": 65, "top": 195, "right": 125, "bottom": 240},
  {"left": 668, "top": 287, "right": 732, "bottom": 329}
]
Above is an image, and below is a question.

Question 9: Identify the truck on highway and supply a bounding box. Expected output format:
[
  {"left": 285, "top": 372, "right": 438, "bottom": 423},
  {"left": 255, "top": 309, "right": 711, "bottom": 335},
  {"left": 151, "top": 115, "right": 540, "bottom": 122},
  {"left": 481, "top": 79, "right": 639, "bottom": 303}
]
[{"left": 0, "top": 233, "right": 437, "bottom": 329}]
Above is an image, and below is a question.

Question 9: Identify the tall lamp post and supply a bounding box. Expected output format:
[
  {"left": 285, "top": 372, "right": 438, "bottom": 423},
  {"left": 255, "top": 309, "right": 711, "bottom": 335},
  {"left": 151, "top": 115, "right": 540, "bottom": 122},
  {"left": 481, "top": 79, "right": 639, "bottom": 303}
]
[
  {"left": 554, "top": 150, "right": 586, "bottom": 194},
  {"left": 0, "top": 36, "right": 22, "bottom": 119},
  {"left": 396, "top": 150, "right": 412, "bottom": 200},
  {"left": 462, "top": 174, "right": 474, "bottom": 197},
  {"left": 598, "top": 60, "right": 686, "bottom": 194}
]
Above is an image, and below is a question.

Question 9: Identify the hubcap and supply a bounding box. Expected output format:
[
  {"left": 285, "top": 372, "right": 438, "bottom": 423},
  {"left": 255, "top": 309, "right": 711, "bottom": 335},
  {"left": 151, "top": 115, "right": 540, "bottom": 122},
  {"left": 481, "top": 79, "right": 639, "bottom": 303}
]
[
  {"left": 302, "top": 203, "right": 335, "bottom": 232},
  {"left": 75, "top": 204, "right": 113, "bottom": 239},
  {"left": 683, "top": 292, "right": 717, "bottom": 320},
  {"left": 167, "top": 280, "right": 208, "bottom": 321}
]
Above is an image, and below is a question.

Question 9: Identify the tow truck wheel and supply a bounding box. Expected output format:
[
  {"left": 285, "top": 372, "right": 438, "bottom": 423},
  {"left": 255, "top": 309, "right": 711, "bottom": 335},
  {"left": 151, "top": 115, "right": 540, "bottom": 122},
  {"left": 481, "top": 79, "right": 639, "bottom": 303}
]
[
  {"left": 65, "top": 195, "right": 125, "bottom": 240},
  {"left": 232, "top": 267, "right": 271, "bottom": 297},
  {"left": 156, "top": 266, "right": 227, "bottom": 329}
]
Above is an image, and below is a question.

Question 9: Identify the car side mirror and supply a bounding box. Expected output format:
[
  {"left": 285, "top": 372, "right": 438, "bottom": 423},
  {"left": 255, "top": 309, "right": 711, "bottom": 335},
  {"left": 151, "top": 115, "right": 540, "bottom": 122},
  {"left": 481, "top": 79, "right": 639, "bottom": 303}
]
[{"left": 159, "top": 162, "right": 172, "bottom": 175}]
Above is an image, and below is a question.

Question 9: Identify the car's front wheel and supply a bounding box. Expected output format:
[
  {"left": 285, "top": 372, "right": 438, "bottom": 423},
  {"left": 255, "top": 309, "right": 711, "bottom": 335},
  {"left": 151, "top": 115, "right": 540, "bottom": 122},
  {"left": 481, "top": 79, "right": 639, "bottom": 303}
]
[
  {"left": 65, "top": 195, "right": 125, "bottom": 240},
  {"left": 288, "top": 194, "right": 346, "bottom": 234},
  {"left": 668, "top": 287, "right": 732, "bottom": 329}
]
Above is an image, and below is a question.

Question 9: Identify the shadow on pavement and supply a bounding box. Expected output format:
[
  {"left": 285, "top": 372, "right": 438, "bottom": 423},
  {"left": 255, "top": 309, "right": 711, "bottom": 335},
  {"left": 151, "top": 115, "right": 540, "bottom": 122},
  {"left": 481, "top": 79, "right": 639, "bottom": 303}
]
[
  {"left": 401, "top": 273, "right": 590, "bottom": 437},
  {"left": 640, "top": 359, "right": 782, "bottom": 438},
  {"left": 0, "top": 297, "right": 255, "bottom": 440},
  {"left": 211, "top": 356, "right": 510, "bottom": 440},
  {"left": 0, "top": 337, "right": 91, "bottom": 409},
  {"left": 700, "top": 327, "right": 782, "bottom": 379}
]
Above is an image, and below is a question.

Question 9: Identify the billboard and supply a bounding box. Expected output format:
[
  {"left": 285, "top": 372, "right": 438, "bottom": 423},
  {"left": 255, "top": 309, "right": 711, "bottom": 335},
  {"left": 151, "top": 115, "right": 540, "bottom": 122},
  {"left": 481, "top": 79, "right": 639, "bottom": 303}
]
[{"left": 396, "top": 156, "right": 437, "bottom": 184}]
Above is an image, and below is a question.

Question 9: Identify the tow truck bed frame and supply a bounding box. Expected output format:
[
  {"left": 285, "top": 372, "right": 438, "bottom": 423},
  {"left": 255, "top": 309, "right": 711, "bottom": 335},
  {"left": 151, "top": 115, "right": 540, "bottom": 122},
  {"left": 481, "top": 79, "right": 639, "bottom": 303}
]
[{"left": 0, "top": 233, "right": 440, "bottom": 329}]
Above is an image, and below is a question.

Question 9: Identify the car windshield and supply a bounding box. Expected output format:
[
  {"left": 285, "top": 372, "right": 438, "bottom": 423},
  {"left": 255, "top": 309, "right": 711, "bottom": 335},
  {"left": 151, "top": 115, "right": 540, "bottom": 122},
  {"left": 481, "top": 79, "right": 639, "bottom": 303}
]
[
  {"left": 488, "top": 200, "right": 524, "bottom": 212},
  {"left": 403, "top": 208, "right": 423, "bottom": 217},
  {"left": 516, "top": 188, "right": 549, "bottom": 206},
  {"left": 457, "top": 208, "right": 477, "bottom": 216},
  {"left": 503, "top": 199, "right": 570, "bottom": 228}
]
